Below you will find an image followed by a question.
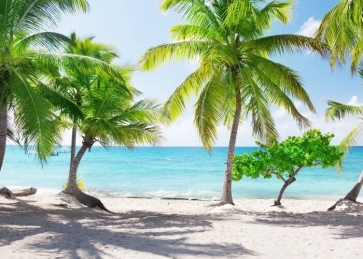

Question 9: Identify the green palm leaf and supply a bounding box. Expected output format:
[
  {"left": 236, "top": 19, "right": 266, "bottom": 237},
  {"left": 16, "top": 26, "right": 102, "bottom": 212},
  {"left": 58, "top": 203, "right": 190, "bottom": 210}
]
[
  {"left": 325, "top": 100, "right": 363, "bottom": 122},
  {"left": 251, "top": 34, "right": 330, "bottom": 58},
  {"left": 315, "top": 0, "right": 363, "bottom": 73},
  {"left": 194, "top": 75, "right": 226, "bottom": 150},
  {"left": 12, "top": 71, "right": 62, "bottom": 160},
  {"left": 139, "top": 41, "right": 210, "bottom": 70}
]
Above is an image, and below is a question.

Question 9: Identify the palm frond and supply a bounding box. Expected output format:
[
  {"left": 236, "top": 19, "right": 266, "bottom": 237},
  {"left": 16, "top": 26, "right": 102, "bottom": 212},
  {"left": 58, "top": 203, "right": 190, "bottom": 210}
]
[
  {"left": 194, "top": 75, "right": 227, "bottom": 150},
  {"left": 163, "top": 65, "right": 212, "bottom": 122},
  {"left": 244, "top": 54, "right": 315, "bottom": 113},
  {"left": 334, "top": 122, "right": 363, "bottom": 172},
  {"left": 36, "top": 81, "right": 84, "bottom": 121},
  {"left": 325, "top": 100, "right": 363, "bottom": 122},
  {"left": 14, "top": 32, "right": 71, "bottom": 52},
  {"left": 240, "top": 69, "right": 279, "bottom": 141},
  {"left": 251, "top": 34, "right": 330, "bottom": 58},
  {"left": 12, "top": 0, "right": 89, "bottom": 34},
  {"left": 315, "top": 0, "right": 363, "bottom": 71},
  {"left": 139, "top": 41, "right": 210, "bottom": 70},
  {"left": 171, "top": 24, "right": 222, "bottom": 42},
  {"left": 340, "top": 122, "right": 363, "bottom": 152},
  {"left": 12, "top": 71, "right": 62, "bottom": 161},
  {"left": 33, "top": 52, "right": 128, "bottom": 89},
  {"left": 259, "top": 1, "right": 293, "bottom": 25},
  {"left": 166, "top": 0, "right": 226, "bottom": 42}
]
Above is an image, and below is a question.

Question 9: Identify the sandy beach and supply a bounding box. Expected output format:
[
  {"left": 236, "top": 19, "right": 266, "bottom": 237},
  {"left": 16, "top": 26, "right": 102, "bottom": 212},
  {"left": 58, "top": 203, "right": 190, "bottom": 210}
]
[{"left": 1, "top": 194, "right": 363, "bottom": 259}]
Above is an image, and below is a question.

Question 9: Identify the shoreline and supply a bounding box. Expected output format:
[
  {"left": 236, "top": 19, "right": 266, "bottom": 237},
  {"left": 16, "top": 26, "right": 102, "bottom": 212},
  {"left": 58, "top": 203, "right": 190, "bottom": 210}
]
[
  {"left": 5, "top": 185, "right": 348, "bottom": 202},
  {"left": 1, "top": 194, "right": 363, "bottom": 258}
]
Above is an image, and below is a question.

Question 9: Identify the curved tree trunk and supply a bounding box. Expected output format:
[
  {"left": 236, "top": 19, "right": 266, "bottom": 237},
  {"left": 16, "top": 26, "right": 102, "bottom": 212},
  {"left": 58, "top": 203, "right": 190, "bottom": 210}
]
[
  {"left": 69, "top": 140, "right": 111, "bottom": 213},
  {"left": 274, "top": 167, "right": 301, "bottom": 206},
  {"left": 220, "top": 90, "right": 242, "bottom": 205},
  {"left": 274, "top": 182, "right": 289, "bottom": 206},
  {"left": 344, "top": 170, "right": 363, "bottom": 201},
  {"left": 0, "top": 103, "right": 7, "bottom": 170},
  {"left": 63, "top": 125, "right": 77, "bottom": 194}
]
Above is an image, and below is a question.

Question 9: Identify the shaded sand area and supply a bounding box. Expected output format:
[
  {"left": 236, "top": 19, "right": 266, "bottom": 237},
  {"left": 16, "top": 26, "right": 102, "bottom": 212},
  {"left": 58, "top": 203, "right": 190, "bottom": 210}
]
[{"left": 1, "top": 195, "right": 363, "bottom": 258}]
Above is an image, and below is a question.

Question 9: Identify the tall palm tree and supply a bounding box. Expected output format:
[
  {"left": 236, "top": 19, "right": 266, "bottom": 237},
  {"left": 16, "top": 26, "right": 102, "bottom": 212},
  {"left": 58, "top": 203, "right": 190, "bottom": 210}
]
[
  {"left": 0, "top": 0, "right": 89, "bottom": 169},
  {"left": 317, "top": 0, "right": 363, "bottom": 202},
  {"left": 139, "top": 0, "right": 329, "bottom": 205},
  {"left": 68, "top": 69, "right": 163, "bottom": 210}
]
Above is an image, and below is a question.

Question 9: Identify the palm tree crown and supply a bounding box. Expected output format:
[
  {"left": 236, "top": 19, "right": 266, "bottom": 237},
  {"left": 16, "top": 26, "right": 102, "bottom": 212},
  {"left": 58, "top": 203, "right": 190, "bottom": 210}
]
[{"left": 140, "top": 0, "right": 330, "bottom": 204}]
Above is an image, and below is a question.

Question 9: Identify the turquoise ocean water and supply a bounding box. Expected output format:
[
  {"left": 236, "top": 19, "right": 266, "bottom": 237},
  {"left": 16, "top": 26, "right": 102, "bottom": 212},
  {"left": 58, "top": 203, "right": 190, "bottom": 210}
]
[{"left": 1, "top": 146, "right": 363, "bottom": 201}]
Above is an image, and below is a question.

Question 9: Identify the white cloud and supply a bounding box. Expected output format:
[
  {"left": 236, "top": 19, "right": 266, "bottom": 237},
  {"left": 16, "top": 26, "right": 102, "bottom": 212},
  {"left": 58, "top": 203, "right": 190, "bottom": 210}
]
[
  {"left": 296, "top": 17, "right": 321, "bottom": 37},
  {"left": 347, "top": 95, "right": 363, "bottom": 106}
]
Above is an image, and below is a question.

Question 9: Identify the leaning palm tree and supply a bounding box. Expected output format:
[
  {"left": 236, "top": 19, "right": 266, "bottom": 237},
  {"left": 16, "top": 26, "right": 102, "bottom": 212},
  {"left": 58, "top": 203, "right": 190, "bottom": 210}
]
[
  {"left": 49, "top": 33, "right": 132, "bottom": 194},
  {"left": 139, "top": 0, "right": 329, "bottom": 205},
  {"left": 325, "top": 98, "right": 363, "bottom": 202},
  {"left": 68, "top": 69, "right": 163, "bottom": 211},
  {"left": 317, "top": 0, "right": 363, "bottom": 204}
]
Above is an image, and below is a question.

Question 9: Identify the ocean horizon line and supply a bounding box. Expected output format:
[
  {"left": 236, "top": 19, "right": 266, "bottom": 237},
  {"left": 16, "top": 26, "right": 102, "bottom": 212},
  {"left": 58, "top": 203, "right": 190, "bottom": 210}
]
[{"left": 6, "top": 144, "right": 363, "bottom": 148}]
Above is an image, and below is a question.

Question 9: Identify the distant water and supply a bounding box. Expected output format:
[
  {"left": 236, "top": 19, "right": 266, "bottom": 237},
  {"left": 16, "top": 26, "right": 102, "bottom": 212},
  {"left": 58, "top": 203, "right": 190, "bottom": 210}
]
[{"left": 1, "top": 146, "right": 363, "bottom": 201}]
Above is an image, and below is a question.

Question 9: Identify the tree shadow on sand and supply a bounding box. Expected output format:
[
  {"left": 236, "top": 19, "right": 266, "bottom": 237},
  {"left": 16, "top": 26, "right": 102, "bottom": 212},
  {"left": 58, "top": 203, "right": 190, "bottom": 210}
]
[
  {"left": 238, "top": 208, "right": 363, "bottom": 240},
  {"left": 0, "top": 201, "right": 255, "bottom": 258}
]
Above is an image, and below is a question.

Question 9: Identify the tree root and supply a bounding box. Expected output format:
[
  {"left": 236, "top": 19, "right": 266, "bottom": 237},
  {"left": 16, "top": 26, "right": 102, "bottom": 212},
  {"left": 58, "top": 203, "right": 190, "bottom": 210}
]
[
  {"left": 218, "top": 200, "right": 235, "bottom": 206},
  {"left": 327, "top": 198, "right": 363, "bottom": 211},
  {"left": 273, "top": 200, "right": 282, "bottom": 206}
]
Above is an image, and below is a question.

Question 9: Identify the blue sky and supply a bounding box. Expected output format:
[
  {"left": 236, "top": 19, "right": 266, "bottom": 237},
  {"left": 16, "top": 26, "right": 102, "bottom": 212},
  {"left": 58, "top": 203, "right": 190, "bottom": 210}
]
[{"left": 55, "top": 0, "right": 363, "bottom": 147}]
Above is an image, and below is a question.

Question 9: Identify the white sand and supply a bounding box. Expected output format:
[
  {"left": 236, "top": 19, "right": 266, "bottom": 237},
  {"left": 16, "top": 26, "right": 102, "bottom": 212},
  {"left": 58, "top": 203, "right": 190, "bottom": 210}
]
[{"left": 1, "top": 194, "right": 363, "bottom": 259}]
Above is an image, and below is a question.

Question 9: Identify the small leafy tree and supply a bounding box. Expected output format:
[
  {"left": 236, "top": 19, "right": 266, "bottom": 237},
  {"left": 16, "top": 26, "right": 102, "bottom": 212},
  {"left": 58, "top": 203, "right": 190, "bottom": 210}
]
[{"left": 232, "top": 129, "right": 344, "bottom": 206}]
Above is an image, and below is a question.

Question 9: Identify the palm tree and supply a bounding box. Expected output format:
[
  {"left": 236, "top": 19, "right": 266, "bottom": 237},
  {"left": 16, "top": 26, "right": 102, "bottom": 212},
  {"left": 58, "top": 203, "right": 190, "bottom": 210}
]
[
  {"left": 139, "top": 0, "right": 329, "bottom": 205},
  {"left": 325, "top": 99, "right": 363, "bottom": 202},
  {"left": 50, "top": 33, "right": 131, "bottom": 194},
  {"left": 0, "top": 0, "right": 89, "bottom": 170},
  {"left": 317, "top": 0, "right": 363, "bottom": 203},
  {"left": 68, "top": 69, "right": 163, "bottom": 211}
]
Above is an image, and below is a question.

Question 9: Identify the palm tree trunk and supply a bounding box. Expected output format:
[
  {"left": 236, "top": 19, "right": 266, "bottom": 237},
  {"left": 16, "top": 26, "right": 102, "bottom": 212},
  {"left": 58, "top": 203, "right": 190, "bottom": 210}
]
[
  {"left": 63, "top": 125, "right": 77, "bottom": 194},
  {"left": 344, "top": 170, "right": 363, "bottom": 201},
  {"left": 220, "top": 92, "right": 242, "bottom": 205},
  {"left": 0, "top": 103, "right": 7, "bottom": 170},
  {"left": 0, "top": 103, "right": 14, "bottom": 199},
  {"left": 69, "top": 143, "right": 86, "bottom": 196},
  {"left": 328, "top": 171, "right": 363, "bottom": 211},
  {"left": 69, "top": 139, "right": 111, "bottom": 212}
]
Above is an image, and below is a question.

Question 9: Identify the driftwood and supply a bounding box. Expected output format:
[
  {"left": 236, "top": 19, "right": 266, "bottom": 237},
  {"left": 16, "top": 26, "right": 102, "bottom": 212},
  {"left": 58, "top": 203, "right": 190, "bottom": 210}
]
[
  {"left": 12, "top": 187, "right": 37, "bottom": 197},
  {"left": 0, "top": 187, "right": 37, "bottom": 200}
]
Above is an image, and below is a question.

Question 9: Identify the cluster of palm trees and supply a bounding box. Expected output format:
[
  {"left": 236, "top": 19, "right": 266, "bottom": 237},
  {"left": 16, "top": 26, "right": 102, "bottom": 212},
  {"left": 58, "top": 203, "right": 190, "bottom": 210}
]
[
  {"left": 1, "top": 0, "right": 363, "bottom": 209},
  {"left": 0, "top": 1, "right": 163, "bottom": 208}
]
